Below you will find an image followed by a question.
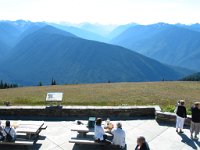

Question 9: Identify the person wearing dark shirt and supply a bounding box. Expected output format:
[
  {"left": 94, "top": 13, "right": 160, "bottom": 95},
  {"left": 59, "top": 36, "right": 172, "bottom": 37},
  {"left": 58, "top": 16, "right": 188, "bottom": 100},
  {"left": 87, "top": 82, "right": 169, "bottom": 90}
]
[
  {"left": 176, "top": 100, "right": 187, "bottom": 133},
  {"left": 190, "top": 102, "right": 200, "bottom": 140},
  {"left": 135, "top": 136, "right": 150, "bottom": 150}
]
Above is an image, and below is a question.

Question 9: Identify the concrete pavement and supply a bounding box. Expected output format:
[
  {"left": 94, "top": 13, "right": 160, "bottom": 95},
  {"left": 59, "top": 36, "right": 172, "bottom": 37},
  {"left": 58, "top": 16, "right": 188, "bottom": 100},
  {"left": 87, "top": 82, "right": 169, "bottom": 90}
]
[{"left": 0, "top": 119, "right": 199, "bottom": 150}]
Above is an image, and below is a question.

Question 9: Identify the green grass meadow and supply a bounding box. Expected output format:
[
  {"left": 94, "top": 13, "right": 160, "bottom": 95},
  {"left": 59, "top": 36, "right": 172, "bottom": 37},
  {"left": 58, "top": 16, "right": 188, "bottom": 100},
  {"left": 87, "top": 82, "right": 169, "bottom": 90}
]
[{"left": 0, "top": 81, "right": 199, "bottom": 113}]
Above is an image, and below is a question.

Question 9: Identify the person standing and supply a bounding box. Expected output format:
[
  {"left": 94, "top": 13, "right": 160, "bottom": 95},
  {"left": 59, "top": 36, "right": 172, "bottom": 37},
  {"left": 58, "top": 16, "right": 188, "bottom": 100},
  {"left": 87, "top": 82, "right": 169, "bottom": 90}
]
[
  {"left": 190, "top": 102, "right": 200, "bottom": 140},
  {"left": 176, "top": 100, "right": 187, "bottom": 133}
]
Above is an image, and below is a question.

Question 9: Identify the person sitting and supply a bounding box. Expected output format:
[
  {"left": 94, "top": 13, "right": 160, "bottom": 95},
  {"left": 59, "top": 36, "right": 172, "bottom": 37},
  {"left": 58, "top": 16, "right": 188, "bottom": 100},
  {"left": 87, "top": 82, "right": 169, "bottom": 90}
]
[
  {"left": 2, "top": 120, "right": 16, "bottom": 142},
  {"left": 0, "top": 121, "right": 3, "bottom": 131},
  {"left": 94, "top": 118, "right": 106, "bottom": 142},
  {"left": 0, "top": 121, "right": 4, "bottom": 141},
  {"left": 176, "top": 100, "right": 187, "bottom": 133},
  {"left": 111, "top": 122, "right": 126, "bottom": 149},
  {"left": 190, "top": 102, "right": 200, "bottom": 140},
  {"left": 135, "top": 136, "right": 150, "bottom": 150}
]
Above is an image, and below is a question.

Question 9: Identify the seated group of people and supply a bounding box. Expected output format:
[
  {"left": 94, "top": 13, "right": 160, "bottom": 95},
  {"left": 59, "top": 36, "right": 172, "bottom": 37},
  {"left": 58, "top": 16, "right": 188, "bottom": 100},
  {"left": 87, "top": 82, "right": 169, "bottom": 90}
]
[
  {"left": 94, "top": 118, "right": 150, "bottom": 150},
  {"left": 175, "top": 101, "right": 200, "bottom": 140},
  {"left": 0, "top": 120, "right": 16, "bottom": 142}
]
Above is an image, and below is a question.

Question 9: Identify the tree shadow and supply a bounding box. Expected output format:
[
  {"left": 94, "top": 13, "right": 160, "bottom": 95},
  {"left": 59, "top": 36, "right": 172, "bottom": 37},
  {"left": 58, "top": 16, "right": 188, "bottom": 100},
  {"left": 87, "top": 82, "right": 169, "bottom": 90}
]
[{"left": 178, "top": 133, "right": 198, "bottom": 149}]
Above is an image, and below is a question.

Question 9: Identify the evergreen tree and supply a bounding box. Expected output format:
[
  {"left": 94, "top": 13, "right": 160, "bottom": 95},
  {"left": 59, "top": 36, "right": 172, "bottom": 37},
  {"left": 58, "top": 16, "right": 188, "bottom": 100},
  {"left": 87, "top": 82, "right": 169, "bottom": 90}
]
[
  {"left": 38, "top": 82, "right": 43, "bottom": 86},
  {"left": 181, "top": 72, "right": 200, "bottom": 81},
  {"left": 4, "top": 83, "right": 7, "bottom": 89},
  {"left": 51, "top": 78, "right": 56, "bottom": 85},
  {"left": 0, "top": 80, "right": 18, "bottom": 89},
  {"left": 0, "top": 80, "right": 3, "bottom": 88}
]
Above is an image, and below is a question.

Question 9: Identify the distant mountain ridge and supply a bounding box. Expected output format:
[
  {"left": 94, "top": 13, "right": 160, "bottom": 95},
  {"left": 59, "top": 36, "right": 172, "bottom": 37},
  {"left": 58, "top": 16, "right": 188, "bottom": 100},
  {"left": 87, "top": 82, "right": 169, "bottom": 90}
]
[
  {"left": 48, "top": 23, "right": 107, "bottom": 42},
  {"left": 0, "top": 20, "right": 46, "bottom": 59},
  {"left": 176, "top": 23, "right": 200, "bottom": 33},
  {"left": 0, "top": 23, "right": 191, "bottom": 85},
  {"left": 107, "top": 23, "right": 138, "bottom": 39},
  {"left": 111, "top": 23, "right": 200, "bottom": 71},
  {"left": 77, "top": 23, "right": 117, "bottom": 36}
]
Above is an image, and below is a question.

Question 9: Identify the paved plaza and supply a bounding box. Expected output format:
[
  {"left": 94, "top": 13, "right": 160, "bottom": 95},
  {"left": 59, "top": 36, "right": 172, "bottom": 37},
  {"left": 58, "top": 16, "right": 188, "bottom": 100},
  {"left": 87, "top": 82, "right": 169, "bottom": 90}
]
[{"left": 0, "top": 118, "right": 199, "bottom": 150}]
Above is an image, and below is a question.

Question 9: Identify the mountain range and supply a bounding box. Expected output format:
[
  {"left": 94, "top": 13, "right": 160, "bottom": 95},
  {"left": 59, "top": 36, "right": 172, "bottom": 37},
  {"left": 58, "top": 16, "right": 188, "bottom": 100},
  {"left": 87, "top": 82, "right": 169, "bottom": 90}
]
[
  {"left": 0, "top": 20, "right": 193, "bottom": 85},
  {"left": 0, "top": 20, "right": 45, "bottom": 59},
  {"left": 48, "top": 23, "right": 107, "bottom": 42},
  {"left": 111, "top": 23, "right": 200, "bottom": 71}
]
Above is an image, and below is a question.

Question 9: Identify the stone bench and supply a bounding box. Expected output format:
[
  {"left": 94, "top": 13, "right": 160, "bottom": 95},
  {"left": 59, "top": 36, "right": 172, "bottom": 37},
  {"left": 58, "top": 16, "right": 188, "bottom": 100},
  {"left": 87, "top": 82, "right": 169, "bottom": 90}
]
[{"left": 69, "top": 139, "right": 102, "bottom": 145}]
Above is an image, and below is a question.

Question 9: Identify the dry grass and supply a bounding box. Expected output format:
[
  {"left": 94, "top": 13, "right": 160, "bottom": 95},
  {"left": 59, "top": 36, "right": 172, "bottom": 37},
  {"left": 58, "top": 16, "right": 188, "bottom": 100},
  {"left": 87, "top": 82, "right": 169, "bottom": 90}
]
[{"left": 0, "top": 81, "right": 199, "bottom": 112}]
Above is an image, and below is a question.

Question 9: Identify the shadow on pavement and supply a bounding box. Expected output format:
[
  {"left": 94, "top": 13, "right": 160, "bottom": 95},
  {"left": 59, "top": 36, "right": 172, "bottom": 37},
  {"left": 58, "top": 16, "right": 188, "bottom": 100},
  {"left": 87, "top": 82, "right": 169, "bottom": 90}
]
[
  {"left": 72, "top": 144, "right": 105, "bottom": 150},
  {"left": 72, "top": 144, "right": 127, "bottom": 150},
  {"left": 0, "top": 144, "right": 42, "bottom": 150},
  {"left": 178, "top": 133, "right": 198, "bottom": 149},
  {"left": 0, "top": 135, "right": 46, "bottom": 150},
  {"left": 194, "top": 139, "right": 200, "bottom": 147}
]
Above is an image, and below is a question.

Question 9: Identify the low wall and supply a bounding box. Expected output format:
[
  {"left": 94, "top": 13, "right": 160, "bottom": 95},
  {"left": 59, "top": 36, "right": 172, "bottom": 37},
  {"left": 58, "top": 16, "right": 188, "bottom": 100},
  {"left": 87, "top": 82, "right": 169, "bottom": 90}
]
[
  {"left": 0, "top": 106, "right": 191, "bottom": 126},
  {"left": 156, "top": 111, "right": 191, "bottom": 126},
  {"left": 0, "top": 106, "right": 160, "bottom": 119}
]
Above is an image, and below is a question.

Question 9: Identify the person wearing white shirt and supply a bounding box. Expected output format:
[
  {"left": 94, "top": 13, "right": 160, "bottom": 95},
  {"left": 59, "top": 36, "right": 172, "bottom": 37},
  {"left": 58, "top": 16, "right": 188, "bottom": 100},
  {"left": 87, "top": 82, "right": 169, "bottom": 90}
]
[
  {"left": 111, "top": 122, "right": 126, "bottom": 149},
  {"left": 0, "top": 121, "right": 3, "bottom": 131},
  {"left": 94, "top": 118, "right": 105, "bottom": 142},
  {"left": 0, "top": 121, "right": 4, "bottom": 141},
  {"left": 2, "top": 120, "right": 16, "bottom": 142}
]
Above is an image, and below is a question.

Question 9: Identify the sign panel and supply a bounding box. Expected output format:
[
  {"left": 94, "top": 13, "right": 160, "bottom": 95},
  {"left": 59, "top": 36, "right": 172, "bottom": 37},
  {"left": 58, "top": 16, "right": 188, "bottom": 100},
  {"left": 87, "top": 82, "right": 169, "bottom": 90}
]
[{"left": 46, "top": 92, "right": 63, "bottom": 102}]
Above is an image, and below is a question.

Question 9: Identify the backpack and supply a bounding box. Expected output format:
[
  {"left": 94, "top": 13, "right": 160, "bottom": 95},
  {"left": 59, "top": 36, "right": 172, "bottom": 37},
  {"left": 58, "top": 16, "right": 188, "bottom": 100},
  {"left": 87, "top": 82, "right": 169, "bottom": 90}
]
[{"left": 4, "top": 128, "right": 13, "bottom": 142}]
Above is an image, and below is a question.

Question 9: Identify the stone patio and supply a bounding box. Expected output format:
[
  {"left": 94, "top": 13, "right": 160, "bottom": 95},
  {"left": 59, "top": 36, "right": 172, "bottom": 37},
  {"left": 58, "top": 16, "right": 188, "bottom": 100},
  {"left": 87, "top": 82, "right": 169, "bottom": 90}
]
[{"left": 0, "top": 118, "right": 199, "bottom": 150}]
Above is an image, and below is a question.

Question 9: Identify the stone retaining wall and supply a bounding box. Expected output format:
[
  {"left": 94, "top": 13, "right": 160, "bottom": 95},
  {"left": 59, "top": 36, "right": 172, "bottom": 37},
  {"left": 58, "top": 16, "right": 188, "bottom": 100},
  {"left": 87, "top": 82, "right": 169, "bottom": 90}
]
[
  {"left": 156, "top": 111, "right": 191, "bottom": 126},
  {"left": 0, "top": 106, "right": 159, "bottom": 118},
  {"left": 0, "top": 106, "right": 192, "bottom": 126}
]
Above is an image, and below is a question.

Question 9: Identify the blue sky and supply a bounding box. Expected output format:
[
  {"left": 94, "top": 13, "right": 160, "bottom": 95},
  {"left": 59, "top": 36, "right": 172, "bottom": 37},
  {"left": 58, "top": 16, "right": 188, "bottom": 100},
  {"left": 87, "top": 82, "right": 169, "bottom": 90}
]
[{"left": 0, "top": 0, "right": 200, "bottom": 25}]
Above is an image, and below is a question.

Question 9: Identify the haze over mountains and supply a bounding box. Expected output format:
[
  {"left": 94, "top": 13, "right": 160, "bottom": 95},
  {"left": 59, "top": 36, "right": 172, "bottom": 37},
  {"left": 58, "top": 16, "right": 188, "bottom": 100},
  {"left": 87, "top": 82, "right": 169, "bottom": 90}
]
[
  {"left": 0, "top": 20, "right": 45, "bottom": 59},
  {"left": 111, "top": 23, "right": 200, "bottom": 71},
  {"left": 0, "top": 20, "right": 198, "bottom": 85}
]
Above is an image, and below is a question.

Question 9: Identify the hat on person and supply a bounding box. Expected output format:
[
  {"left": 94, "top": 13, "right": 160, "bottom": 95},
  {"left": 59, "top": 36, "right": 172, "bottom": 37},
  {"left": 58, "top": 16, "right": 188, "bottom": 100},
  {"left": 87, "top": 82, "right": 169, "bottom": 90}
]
[
  {"left": 195, "top": 102, "right": 200, "bottom": 108},
  {"left": 180, "top": 100, "right": 185, "bottom": 105}
]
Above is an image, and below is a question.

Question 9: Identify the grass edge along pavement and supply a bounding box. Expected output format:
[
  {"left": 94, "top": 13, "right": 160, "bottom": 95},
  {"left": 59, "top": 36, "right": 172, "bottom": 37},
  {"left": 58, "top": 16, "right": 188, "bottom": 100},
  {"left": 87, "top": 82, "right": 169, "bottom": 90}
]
[{"left": 0, "top": 81, "right": 199, "bottom": 114}]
